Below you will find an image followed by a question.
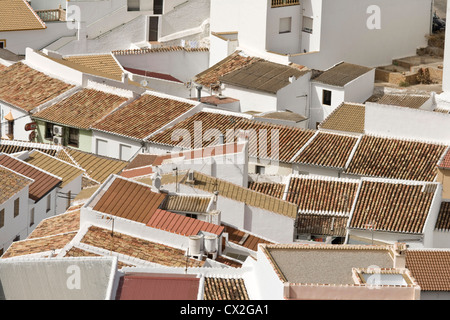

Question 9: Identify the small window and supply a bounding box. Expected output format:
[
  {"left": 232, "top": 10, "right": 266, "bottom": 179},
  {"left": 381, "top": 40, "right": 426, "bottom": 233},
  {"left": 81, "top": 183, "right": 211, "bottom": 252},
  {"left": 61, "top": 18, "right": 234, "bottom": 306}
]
[
  {"left": 322, "top": 90, "right": 332, "bottom": 106},
  {"left": 256, "top": 165, "right": 266, "bottom": 175},
  {"left": 30, "top": 208, "right": 35, "bottom": 227},
  {"left": 7, "top": 120, "right": 14, "bottom": 137},
  {"left": 13, "top": 198, "right": 19, "bottom": 218},
  {"left": 45, "top": 122, "right": 54, "bottom": 140},
  {"left": 279, "top": 17, "right": 292, "bottom": 34},
  {"left": 0, "top": 40, "right": 5, "bottom": 49},
  {"left": 302, "top": 17, "right": 313, "bottom": 33},
  {"left": 46, "top": 195, "right": 51, "bottom": 213},
  {"left": 186, "top": 213, "right": 198, "bottom": 219},
  {"left": 0, "top": 209, "right": 4, "bottom": 229},
  {"left": 68, "top": 128, "right": 79, "bottom": 147}
]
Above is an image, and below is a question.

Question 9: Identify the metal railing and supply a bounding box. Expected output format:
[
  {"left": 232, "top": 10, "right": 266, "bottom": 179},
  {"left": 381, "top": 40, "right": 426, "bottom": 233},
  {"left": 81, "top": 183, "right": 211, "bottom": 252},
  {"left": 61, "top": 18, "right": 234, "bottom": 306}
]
[{"left": 271, "top": 0, "right": 300, "bottom": 8}]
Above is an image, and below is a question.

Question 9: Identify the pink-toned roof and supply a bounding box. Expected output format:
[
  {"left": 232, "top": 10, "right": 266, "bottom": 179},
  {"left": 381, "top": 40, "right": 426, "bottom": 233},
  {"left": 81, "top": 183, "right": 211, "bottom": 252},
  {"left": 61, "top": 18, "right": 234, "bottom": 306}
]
[
  {"left": 147, "top": 209, "right": 224, "bottom": 236},
  {"left": 116, "top": 274, "right": 200, "bottom": 300},
  {"left": 438, "top": 148, "right": 450, "bottom": 169}
]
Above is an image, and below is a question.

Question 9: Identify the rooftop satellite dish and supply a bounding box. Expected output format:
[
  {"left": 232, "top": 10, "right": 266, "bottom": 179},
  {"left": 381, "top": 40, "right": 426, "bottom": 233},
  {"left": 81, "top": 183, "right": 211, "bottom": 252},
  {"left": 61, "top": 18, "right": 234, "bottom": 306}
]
[{"left": 140, "top": 80, "right": 148, "bottom": 87}]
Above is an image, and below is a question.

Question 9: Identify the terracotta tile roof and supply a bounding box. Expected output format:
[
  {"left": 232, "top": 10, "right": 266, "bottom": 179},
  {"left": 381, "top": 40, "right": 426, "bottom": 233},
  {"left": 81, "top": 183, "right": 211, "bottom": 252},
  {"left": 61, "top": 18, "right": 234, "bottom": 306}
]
[
  {"left": 194, "top": 51, "right": 262, "bottom": 89},
  {"left": 32, "top": 89, "right": 128, "bottom": 130},
  {"left": 64, "top": 54, "right": 124, "bottom": 81},
  {"left": 223, "top": 224, "right": 273, "bottom": 251},
  {"left": 92, "top": 94, "right": 198, "bottom": 140},
  {"left": 0, "top": 154, "right": 61, "bottom": 201},
  {"left": 147, "top": 209, "right": 224, "bottom": 236},
  {"left": 112, "top": 46, "right": 209, "bottom": 56},
  {"left": 92, "top": 176, "right": 166, "bottom": 224},
  {"left": 148, "top": 111, "right": 316, "bottom": 163},
  {"left": 0, "top": 0, "right": 46, "bottom": 31},
  {"left": 81, "top": 225, "right": 204, "bottom": 268},
  {"left": 349, "top": 180, "right": 437, "bottom": 234},
  {"left": 28, "top": 209, "right": 80, "bottom": 239},
  {"left": 367, "top": 93, "right": 430, "bottom": 109},
  {"left": 182, "top": 171, "right": 298, "bottom": 219},
  {"left": 57, "top": 148, "right": 128, "bottom": 184},
  {"left": 0, "top": 62, "right": 74, "bottom": 112},
  {"left": 312, "top": 62, "right": 373, "bottom": 87},
  {"left": 0, "top": 166, "right": 33, "bottom": 204},
  {"left": 0, "top": 140, "right": 59, "bottom": 156},
  {"left": 247, "top": 182, "right": 286, "bottom": 199},
  {"left": 203, "top": 277, "right": 249, "bottom": 300},
  {"left": 406, "top": 249, "right": 450, "bottom": 291},
  {"left": 64, "top": 246, "right": 133, "bottom": 269},
  {"left": 220, "top": 60, "right": 310, "bottom": 94},
  {"left": 160, "top": 195, "right": 211, "bottom": 214},
  {"left": 293, "top": 132, "right": 359, "bottom": 169},
  {"left": 319, "top": 103, "right": 365, "bottom": 134},
  {"left": 285, "top": 176, "right": 359, "bottom": 214},
  {"left": 124, "top": 67, "right": 182, "bottom": 83},
  {"left": 437, "top": 148, "right": 450, "bottom": 169},
  {"left": 345, "top": 135, "right": 447, "bottom": 181},
  {"left": 297, "top": 214, "right": 349, "bottom": 237},
  {"left": 434, "top": 201, "right": 450, "bottom": 231},
  {"left": 124, "top": 154, "right": 159, "bottom": 170},
  {"left": 1, "top": 232, "right": 76, "bottom": 259},
  {"left": 24, "top": 150, "right": 84, "bottom": 188},
  {"left": 116, "top": 274, "right": 200, "bottom": 300}
]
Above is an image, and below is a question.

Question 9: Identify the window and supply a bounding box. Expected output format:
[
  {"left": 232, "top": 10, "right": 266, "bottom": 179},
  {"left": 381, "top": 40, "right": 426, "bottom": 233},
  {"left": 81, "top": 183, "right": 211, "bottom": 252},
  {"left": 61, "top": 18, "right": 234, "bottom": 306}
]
[
  {"left": 302, "top": 17, "right": 313, "bottom": 33},
  {"left": 256, "top": 165, "right": 266, "bottom": 175},
  {"left": 30, "top": 208, "right": 35, "bottom": 227},
  {"left": 0, "top": 40, "right": 5, "bottom": 49},
  {"left": 45, "top": 122, "right": 54, "bottom": 140},
  {"left": 279, "top": 17, "right": 292, "bottom": 34},
  {"left": 13, "top": 198, "right": 19, "bottom": 218},
  {"left": 46, "top": 195, "right": 51, "bottom": 213},
  {"left": 0, "top": 209, "right": 4, "bottom": 229},
  {"left": 322, "top": 90, "right": 332, "bottom": 106},
  {"left": 127, "top": 0, "right": 139, "bottom": 11},
  {"left": 7, "top": 120, "right": 14, "bottom": 137},
  {"left": 186, "top": 213, "right": 198, "bottom": 219},
  {"left": 68, "top": 128, "right": 79, "bottom": 147}
]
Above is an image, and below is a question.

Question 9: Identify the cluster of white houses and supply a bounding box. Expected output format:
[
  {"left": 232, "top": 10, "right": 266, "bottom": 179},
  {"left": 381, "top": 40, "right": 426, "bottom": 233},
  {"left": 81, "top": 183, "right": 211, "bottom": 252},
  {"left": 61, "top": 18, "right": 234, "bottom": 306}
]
[{"left": 3, "top": 0, "right": 450, "bottom": 300}]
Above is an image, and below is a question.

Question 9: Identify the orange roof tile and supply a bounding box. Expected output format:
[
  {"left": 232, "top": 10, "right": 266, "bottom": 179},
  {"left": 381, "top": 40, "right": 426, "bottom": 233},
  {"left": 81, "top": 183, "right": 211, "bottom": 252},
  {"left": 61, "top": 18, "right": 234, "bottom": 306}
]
[
  {"left": 0, "top": 0, "right": 46, "bottom": 32},
  {"left": 319, "top": 103, "right": 365, "bottom": 134},
  {"left": 0, "top": 165, "right": 33, "bottom": 204},
  {"left": 0, "top": 62, "right": 74, "bottom": 112},
  {"left": 32, "top": 89, "right": 128, "bottom": 129},
  {"left": 406, "top": 249, "right": 450, "bottom": 291},
  {"left": 203, "top": 277, "right": 249, "bottom": 300}
]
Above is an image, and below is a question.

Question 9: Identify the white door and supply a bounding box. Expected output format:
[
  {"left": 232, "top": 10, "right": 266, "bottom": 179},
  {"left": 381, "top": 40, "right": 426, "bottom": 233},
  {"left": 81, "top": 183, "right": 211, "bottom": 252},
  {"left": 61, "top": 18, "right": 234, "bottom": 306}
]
[
  {"left": 119, "top": 144, "right": 132, "bottom": 161},
  {"left": 96, "top": 139, "right": 109, "bottom": 157}
]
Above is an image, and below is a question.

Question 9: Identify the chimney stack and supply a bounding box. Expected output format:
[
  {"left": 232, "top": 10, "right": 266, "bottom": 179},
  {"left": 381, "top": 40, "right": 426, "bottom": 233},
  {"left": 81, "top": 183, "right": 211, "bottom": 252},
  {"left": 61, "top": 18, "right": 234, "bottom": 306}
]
[{"left": 392, "top": 242, "right": 407, "bottom": 268}]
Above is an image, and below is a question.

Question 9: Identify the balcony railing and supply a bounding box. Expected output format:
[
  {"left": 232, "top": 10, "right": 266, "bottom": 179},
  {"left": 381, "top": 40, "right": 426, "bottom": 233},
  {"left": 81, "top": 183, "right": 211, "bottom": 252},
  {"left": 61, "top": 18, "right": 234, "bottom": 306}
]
[
  {"left": 36, "top": 8, "right": 66, "bottom": 22},
  {"left": 271, "top": 0, "right": 300, "bottom": 8}
]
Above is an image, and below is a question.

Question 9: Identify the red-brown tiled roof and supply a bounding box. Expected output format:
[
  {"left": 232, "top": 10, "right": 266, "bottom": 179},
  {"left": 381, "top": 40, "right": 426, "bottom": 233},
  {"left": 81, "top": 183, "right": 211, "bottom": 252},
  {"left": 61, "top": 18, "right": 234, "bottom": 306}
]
[
  {"left": 223, "top": 224, "right": 273, "bottom": 251},
  {"left": 0, "top": 154, "right": 61, "bottom": 201},
  {"left": 0, "top": 165, "right": 33, "bottom": 204},
  {"left": 435, "top": 201, "right": 450, "bottom": 231},
  {"left": 92, "top": 94, "right": 198, "bottom": 140},
  {"left": 406, "top": 249, "right": 450, "bottom": 291},
  {"left": 203, "top": 277, "right": 249, "bottom": 300},
  {"left": 147, "top": 209, "right": 224, "bottom": 236},
  {"left": 349, "top": 180, "right": 437, "bottom": 234},
  {"left": 32, "top": 89, "right": 128, "bottom": 129},
  {"left": 248, "top": 182, "right": 286, "bottom": 199},
  {"left": 112, "top": 46, "right": 209, "bottom": 56},
  {"left": 438, "top": 148, "right": 450, "bottom": 169},
  {"left": 124, "top": 67, "right": 182, "bottom": 83},
  {"left": 0, "top": 0, "right": 46, "bottom": 32},
  {"left": 345, "top": 135, "right": 447, "bottom": 181},
  {"left": 0, "top": 62, "right": 74, "bottom": 112},
  {"left": 92, "top": 176, "right": 166, "bottom": 224},
  {"left": 293, "top": 132, "right": 359, "bottom": 168}
]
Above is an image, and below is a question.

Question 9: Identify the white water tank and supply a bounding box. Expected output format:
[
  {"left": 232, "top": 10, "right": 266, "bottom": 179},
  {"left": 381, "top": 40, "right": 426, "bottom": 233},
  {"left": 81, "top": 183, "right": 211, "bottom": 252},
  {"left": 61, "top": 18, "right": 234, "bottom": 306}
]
[
  {"left": 204, "top": 235, "right": 217, "bottom": 254},
  {"left": 189, "top": 235, "right": 203, "bottom": 256}
]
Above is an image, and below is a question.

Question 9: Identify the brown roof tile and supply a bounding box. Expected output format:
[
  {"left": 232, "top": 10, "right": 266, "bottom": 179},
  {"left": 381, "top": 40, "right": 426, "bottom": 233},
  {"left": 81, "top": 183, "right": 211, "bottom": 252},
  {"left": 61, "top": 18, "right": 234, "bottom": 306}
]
[
  {"left": 24, "top": 150, "right": 84, "bottom": 188},
  {"left": 160, "top": 195, "right": 211, "bottom": 213},
  {"left": 297, "top": 214, "right": 348, "bottom": 237},
  {"left": 0, "top": 153, "right": 61, "bottom": 201},
  {"left": 81, "top": 225, "right": 204, "bottom": 268},
  {"left": 0, "top": 0, "right": 46, "bottom": 32},
  {"left": 319, "top": 103, "right": 365, "bottom": 134},
  {"left": 345, "top": 135, "right": 447, "bottom": 181},
  {"left": 92, "top": 176, "right": 166, "bottom": 224},
  {"left": 293, "top": 132, "right": 359, "bottom": 168},
  {"left": 434, "top": 201, "right": 450, "bottom": 231},
  {"left": 92, "top": 94, "right": 198, "bottom": 140},
  {"left": 64, "top": 246, "right": 133, "bottom": 269},
  {"left": 223, "top": 224, "right": 273, "bottom": 251},
  {"left": 367, "top": 93, "right": 430, "bottom": 109},
  {"left": 248, "top": 182, "right": 286, "bottom": 199},
  {"left": 312, "top": 62, "right": 373, "bottom": 87},
  {"left": 0, "top": 62, "right": 74, "bottom": 112},
  {"left": 64, "top": 54, "right": 124, "bottom": 81},
  {"left": 349, "top": 181, "right": 437, "bottom": 234},
  {"left": 28, "top": 209, "right": 80, "bottom": 239},
  {"left": 32, "top": 89, "right": 128, "bottom": 129},
  {"left": 112, "top": 46, "right": 209, "bottom": 56},
  {"left": 203, "top": 277, "right": 249, "bottom": 300},
  {"left": 406, "top": 249, "right": 450, "bottom": 291},
  {"left": 0, "top": 140, "right": 59, "bottom": 156},
  {"left": 0, "top": 166, "right": 33, "bottom": 204}
]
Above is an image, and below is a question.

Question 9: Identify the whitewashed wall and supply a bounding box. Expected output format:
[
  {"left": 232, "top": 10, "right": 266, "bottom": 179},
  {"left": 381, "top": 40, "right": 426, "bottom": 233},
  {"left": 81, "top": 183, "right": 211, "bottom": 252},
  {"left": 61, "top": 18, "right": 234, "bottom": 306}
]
[
  {"left": 92, "top": 130, "right": 143, "bottom": 161},
  {"left": 343, "top": 69, "right": 375, "bottom": 103},
  {"left": 276, "top": 72, "right": 311, "bottom": 116},
  {"left": 55, "top": 174, "right": 83, "bottom": 215},
  {"left": 221, "top": 85, "right": 277, "bottom": 114},
  {"left": 309, "top": 83, "right": 345, "bottom": 129}
]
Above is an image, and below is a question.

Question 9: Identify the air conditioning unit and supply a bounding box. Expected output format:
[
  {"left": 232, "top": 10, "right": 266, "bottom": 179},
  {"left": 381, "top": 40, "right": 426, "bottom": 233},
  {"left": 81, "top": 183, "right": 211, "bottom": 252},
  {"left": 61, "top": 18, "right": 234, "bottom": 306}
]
[
  {"left": 53, "top": 136, "right": 63, "bottom": 145},
  {"left": 53, "top": 125, "right": 63, "bottom": 136}
]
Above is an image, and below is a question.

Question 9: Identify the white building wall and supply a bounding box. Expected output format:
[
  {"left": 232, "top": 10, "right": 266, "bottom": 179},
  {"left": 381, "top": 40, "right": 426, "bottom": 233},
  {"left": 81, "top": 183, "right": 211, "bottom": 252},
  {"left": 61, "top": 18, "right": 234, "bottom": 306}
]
[
  {"left": 221, "top": 85, "right": 277, "bottom": 114},
  {"left": 310, "top": 83, "right": 345, "bottom": 129},
  {"left": 237, "top": 0, "right": 268, "bottom": 54},
  {"left": 92, "top": 130, "right": 143, "bottom": 161},
  {"left": 300, "top": 0, "right": 323, "bottom": 53},
  {"left": 0, "top": 104, "right": 32, "bottom": 142},
  {"left": 55, "top": 175, "right": 83, "bottom": 215},
  {"left": 343, "top": 70, "right": 375, "bottom": 104},
  {"left": 276, "top": 72, "right": 311, "bottom": 116},
  {"left": 30, "top": 189, "right": 58, "bottom": 234},
  {"left": 0, "top": 187, "right": 30, "bottom": 254}
]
